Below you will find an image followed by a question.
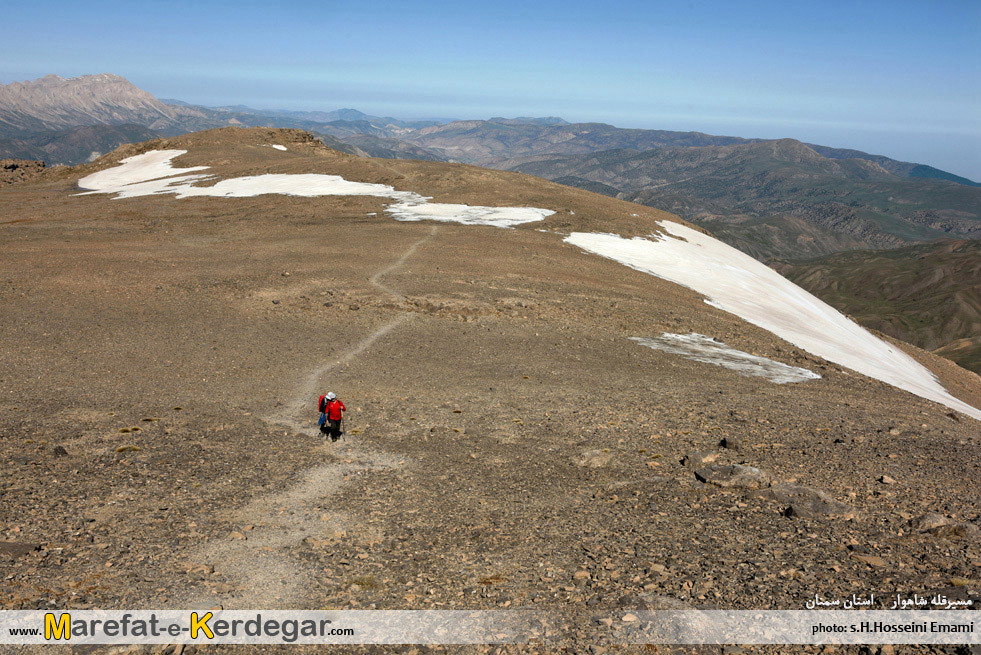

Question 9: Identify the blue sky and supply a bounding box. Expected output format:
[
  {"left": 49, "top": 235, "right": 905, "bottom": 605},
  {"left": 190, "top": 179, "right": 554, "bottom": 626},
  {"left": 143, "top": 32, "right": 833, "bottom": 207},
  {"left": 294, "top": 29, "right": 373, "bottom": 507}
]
[{"left": 3, "top": 0, "right": 979, "bottom": 178}]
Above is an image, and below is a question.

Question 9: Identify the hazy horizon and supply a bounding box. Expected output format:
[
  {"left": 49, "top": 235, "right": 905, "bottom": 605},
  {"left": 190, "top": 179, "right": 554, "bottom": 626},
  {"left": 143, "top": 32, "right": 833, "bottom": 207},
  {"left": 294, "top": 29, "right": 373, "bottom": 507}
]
[{"left": 3, "top": 0, "right": 978, "bottom": 178}]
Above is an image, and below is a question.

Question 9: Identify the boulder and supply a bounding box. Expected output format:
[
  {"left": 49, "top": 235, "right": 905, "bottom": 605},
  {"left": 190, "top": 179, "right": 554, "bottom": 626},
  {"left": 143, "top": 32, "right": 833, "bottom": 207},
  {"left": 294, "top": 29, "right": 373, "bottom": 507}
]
[
  {"left": 910, "top": 513, "right": 979, "bottom": 539},
  {"left": 753, "top": 483, "right": 858, "bottom": 520}
]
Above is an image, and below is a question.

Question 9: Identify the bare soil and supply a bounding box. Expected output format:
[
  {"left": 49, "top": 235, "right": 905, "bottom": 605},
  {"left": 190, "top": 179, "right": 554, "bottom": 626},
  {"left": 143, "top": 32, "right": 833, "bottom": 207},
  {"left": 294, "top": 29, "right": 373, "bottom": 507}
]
[{"left": 1, "top": 128, "right": 978, "bottom": 654}]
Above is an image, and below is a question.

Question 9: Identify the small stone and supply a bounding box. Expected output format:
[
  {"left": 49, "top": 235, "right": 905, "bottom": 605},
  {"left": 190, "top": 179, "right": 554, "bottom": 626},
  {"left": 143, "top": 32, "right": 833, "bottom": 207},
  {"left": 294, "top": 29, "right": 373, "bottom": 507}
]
[
  {"left": 850, "top": 553, "right": 887, "bottom": 568},
  {"left": 621, "top": 613, "right": 638, "bottom": 622},
  {"left": 115, "top": 445, "right": 140, "bottom": 453},
  {"left": 51, "top": 446, "right": 69, "bottom": 457},
  {"left": 573, "top": 570, "right": 591, "bottom": 580},
  {"left": 681, "top": 452, "right": 719, "bottom": 468},
  {"left": 576, "top": 450, "right": 612, "bottom": 468},
  {"left": 695, "top": 464, "right": 773, "bottom": 490},
  {"left": 229, "top": 531, "right": 246, "bottom": 541},
  {"left": 878, "top": 475, "right": 897, "bottom": 485},
  {"left": 718, "top": 437, "right": 741, "bottom": 451}
]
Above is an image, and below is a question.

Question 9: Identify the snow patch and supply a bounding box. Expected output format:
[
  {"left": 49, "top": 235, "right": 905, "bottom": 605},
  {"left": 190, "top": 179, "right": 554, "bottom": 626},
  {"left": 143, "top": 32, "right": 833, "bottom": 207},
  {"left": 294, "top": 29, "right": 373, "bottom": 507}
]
[
  {"left": 270, "top": 145, "right": 287, "bottom": 151},
  {"left": 169, "top": 174, "right": 424, "bottom": 201},
  {"left": 632, "top": 333, "right": 821, "bottom": 384},
  {"left": 77, "top": 149, "right": 211, "bottom": 198},
  {"left": 77, "top": 150, "right": 552, "bottom": 229},
  {"left": 566, "top": 222, "right": 981, "bottom": 420},
  {"left": 386, "top": 202, "right": 554, "bottom": 228}
]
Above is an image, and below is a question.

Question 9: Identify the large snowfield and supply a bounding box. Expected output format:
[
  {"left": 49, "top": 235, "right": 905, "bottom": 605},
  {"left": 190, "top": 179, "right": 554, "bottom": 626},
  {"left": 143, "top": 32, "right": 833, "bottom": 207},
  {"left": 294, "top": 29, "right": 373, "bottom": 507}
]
[
  {"left": 77, "top": 150, "right": 551, "bottom": 227},
  {"left": 567, "top": 223, "right": 981, "bottom": 420}
]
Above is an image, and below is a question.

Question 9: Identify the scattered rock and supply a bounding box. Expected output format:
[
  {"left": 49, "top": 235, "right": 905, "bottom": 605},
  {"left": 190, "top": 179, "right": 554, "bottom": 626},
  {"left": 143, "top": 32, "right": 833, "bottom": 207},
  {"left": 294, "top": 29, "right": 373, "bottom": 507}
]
[
  {"left": 115, "top": 445, "right": 140, "bottom": 453},
  {"left": 625, "top": 593, "right": 691, "bottom": 610},
  {"left": 878, "top": 475, "right": 897, "bottom": 485},
  {"left": 0, "top": 159, "right": 45, "bottom": 186},
  {"left": 695, "top": 464, "right": 773, "bottom": 490},
  {"left": 51, "top": 445, "right": 69, "bottom": 457}
]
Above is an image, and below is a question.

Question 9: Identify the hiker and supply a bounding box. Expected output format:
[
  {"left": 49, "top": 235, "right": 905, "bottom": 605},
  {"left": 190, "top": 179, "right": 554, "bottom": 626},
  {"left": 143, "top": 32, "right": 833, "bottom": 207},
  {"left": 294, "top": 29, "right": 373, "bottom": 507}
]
[{"left": 318, "top": 391, "right": 346, "bottom": 442}]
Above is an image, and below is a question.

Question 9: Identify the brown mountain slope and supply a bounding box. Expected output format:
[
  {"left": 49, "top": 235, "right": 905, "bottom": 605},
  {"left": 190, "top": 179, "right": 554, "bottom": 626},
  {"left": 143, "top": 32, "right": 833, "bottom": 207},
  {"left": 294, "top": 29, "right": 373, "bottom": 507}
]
[
  {"left": 510, "top": 140, "right": 981, "bottom": 260},
  {"left": 2, "top": 128, "right": 979, "bottom": 646},
  {"left": 0, "top": 123, "right": 160, "bottom": 165},
  {"left": 776, "top": 239, "right": 981, "bottom": 374}
]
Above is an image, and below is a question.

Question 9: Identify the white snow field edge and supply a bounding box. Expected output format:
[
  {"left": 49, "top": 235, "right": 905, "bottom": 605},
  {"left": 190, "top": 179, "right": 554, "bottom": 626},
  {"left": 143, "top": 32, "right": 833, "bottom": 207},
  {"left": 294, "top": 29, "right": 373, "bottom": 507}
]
[
  {"left": 77, "top": 150, "right": 553, "bottom": 228},
  {"left": 386, "top": 202, "right": 554, "bottom": 228},
  {"left": 566, "top": 222, "right": 981, "bottom": 421},
  {"left": 632, "top": 333, "right": 821, "bottom": 384}
]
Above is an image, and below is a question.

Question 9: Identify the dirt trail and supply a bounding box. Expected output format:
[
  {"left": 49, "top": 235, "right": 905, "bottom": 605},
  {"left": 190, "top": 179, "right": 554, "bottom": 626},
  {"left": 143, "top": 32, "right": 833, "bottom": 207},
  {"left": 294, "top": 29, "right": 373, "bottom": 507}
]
[{"left": 184, "top": 225, "right": 439, "bottom": 609}]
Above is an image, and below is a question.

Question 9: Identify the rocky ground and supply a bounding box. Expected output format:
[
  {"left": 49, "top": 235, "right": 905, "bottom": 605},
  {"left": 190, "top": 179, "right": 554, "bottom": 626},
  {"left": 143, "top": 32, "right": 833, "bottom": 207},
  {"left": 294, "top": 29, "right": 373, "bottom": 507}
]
[
  {"left": 1, "top": 129, "right": 978, "bottom": 654},
  {"left": 0, "top": 159, "right": 45, "bottom": 186}
]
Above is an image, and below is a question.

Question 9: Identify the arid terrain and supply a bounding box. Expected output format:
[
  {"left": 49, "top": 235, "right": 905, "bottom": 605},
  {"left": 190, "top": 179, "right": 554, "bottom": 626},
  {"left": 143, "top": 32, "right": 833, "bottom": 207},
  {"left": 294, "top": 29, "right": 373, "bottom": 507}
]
[
  {"left": 776, "top": 240, "right": 981, "bottom": 375},
  {"left": 1, "top": 128, "right": 979, "bottom": 654}
]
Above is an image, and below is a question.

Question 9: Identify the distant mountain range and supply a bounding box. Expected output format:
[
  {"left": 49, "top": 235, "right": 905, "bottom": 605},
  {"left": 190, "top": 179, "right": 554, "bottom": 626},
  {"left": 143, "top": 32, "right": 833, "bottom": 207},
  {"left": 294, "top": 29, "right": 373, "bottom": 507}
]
[
  {"left": 1, "top": 73, "right": 978, "bottom": 262},
  {"left": 508, "top": 139, "right": 981, "bottom": 260}
]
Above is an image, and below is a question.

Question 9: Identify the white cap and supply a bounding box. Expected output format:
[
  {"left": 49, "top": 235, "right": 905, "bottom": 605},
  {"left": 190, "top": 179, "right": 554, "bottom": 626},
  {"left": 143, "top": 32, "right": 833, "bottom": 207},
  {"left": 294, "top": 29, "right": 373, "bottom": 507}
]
[{"left": 326, "top": 392, "right": 336, "bottom": 400}]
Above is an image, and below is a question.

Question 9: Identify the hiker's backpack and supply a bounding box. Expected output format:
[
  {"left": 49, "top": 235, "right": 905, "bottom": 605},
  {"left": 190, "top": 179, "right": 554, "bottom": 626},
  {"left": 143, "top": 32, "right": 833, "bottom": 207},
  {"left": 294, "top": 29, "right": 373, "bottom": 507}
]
[{"left": 318, "top": 395, "right": 327, "bottom": 413}]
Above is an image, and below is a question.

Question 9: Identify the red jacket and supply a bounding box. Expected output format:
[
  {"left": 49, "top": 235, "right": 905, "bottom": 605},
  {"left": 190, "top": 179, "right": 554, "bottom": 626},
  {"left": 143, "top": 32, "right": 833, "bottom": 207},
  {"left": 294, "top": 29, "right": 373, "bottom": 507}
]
[{"left": 318, "top": 396, "right": 346, "bottom": 421}]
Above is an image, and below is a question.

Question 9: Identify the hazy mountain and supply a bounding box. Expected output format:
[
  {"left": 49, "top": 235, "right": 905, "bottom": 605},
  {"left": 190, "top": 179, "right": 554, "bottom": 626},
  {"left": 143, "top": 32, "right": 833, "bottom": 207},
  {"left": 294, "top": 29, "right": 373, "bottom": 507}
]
[
  {"left": 807, "top": 144, "right": 981, "bottom": 186},
  {"left": 401, "top": 119, "right": 757, "bottom": 166},
  {"left": 189, "top": 105, "right": 445, "bottom": 133},
  {"left": 0, "top": 74, "right": 178, "bottom": 134},
  {"left": 775, "top": 239, "right": 981, "bottom": 374},
  {"left": 510, "top": 139, "right": 981, "bottom": 260},
  {"left": 0, "top": 74, "right": 245, "bottom": 162},
  {"left": 336, "top": 133, "right": 447, "bottom": 161}
]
